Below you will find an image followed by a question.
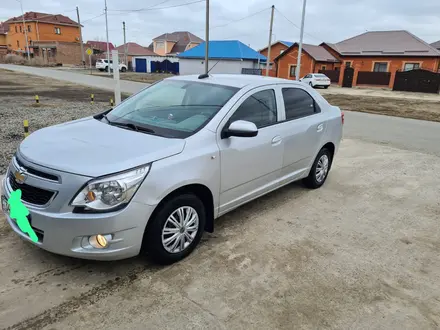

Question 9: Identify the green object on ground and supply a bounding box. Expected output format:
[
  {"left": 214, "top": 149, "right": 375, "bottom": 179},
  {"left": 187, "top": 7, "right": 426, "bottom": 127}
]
[{"left": 7, "top": 189, "right": 38, "bottom": 242}]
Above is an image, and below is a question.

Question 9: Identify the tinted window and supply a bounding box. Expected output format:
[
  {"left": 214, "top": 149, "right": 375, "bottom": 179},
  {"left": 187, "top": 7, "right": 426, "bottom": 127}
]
[
  {"left": 229, "top": 90, "right": 277, "bottom": 128},
  {"left": 282, "top": 88, "right": 320, "bottom": 120}
]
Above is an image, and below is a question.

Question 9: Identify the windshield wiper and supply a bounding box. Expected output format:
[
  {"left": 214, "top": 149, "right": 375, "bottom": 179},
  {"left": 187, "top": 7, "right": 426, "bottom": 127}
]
[
  {"left": 111, "top": 121, "right": 156, "bottom": 134},
  {"left": 102, "top": 114, "right": 112, "bottom": 124}
]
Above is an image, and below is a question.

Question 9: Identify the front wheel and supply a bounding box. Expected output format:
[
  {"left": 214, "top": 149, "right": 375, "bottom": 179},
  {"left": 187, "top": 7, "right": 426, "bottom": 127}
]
[
  {"left": 143, "top": 194, "right": 206, "bottom": 264},
  {"left": 121, "top": 67, "right": 127, "bottom": 72},
  {"left": 303, "top": 148, "right": 332, "bottom": 189}
]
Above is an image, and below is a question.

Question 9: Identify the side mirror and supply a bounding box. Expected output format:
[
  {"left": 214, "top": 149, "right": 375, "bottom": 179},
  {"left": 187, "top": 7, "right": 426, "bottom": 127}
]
[{"left": 222, "top": 120, "right": 258, "bottom": 139}]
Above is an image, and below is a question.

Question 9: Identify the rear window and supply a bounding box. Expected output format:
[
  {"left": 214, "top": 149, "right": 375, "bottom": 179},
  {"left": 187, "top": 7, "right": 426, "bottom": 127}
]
[{"left": 314, "top": 74, "right": 327, "bottom": 78}]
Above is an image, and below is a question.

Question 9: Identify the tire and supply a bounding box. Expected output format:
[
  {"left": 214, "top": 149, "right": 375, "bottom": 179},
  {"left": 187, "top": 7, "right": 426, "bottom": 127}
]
[
  {"left": 143, "top": 194, "right": 206, "bottom": 265},
  {"left": 303, "top": 148, "right": 332, "bottom": 189},
  {"left": 309, "top": 81, "right": 314, "bottom": 88},
  {"left": 99, "top": 68, "right": 104, "bottom": 72},
  {"left": 121, "top": 67, "right": 127, "bottom": 72},
  {"left": 105, "top": 66, "right": 109, "bottom": 72},
  {"left": 324, "top": 86, "right": 329, "bottom": 89}
]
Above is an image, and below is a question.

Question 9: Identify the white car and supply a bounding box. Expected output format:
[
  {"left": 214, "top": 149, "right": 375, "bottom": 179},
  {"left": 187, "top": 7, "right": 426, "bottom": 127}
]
[
  {"left": 300, "top": 73, "right": 331, "bottom": 89},
  {"left": 95, "top": 59, "right": 127, "bottom": 72}
]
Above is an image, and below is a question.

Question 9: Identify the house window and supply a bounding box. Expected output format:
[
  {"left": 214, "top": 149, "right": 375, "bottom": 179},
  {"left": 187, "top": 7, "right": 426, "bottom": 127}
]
[
  {"left": 321, "top": 65, "right": 327, "bottom": 70},
  {"left": 373, "top": 62, "right": 388, "bottom": 72},
  {"left": 27, "top": 25, "right": 31, "bottom": 32},
  {"left": 345, "top": 61, "right": 352, "bottom": 68},
  {"left": 403, "top": 63, "right": 420, "bottom": 71},
  {"left": 15, "top": 25, "right": 17, "bottom": 33},
  {"left": 19, "top": 25, "right": 22, "bottom": 33},
  {"left": 16, "top": 40, "right": 19, "bottom": 47},
  {"left": 289, "top": 65, "right": 297, "bottom": 77},
  {"left": 156, "top": 41, "right": 164, "bottom": 49},
  {"left": 54, "top": 27, "right": 61, "bottom": 35}
]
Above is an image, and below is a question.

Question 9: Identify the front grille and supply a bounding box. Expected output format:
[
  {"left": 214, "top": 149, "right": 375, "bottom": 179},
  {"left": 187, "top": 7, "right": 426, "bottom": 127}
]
[
  {"left": 8, "top": 172, "right": 55, "bottom": 206},
  {"left": 15, "top": 157, "right": 59, "bottom": 181}
]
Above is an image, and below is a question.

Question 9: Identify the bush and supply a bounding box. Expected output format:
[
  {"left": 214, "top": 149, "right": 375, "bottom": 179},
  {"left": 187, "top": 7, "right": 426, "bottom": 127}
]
[
  {"left": 26, "top": 57, "right": 45, "bottom": 66},
  {"left": 5, "top": 54, "right": 25, "bottom": 64}
]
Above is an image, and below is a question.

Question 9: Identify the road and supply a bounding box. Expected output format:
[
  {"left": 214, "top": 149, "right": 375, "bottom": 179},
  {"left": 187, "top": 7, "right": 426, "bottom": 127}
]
[{"left": 2, "top": 64, "right": 440, "bottom": 156}]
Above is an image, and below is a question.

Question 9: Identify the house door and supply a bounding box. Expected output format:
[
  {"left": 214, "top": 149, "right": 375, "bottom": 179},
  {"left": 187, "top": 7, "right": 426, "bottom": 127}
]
[
  {"left": 135, "top": 58, "right": 147, "bottom": 73},
  {"left": 342, "top": 67, "right": 354, "bottom": 88}
]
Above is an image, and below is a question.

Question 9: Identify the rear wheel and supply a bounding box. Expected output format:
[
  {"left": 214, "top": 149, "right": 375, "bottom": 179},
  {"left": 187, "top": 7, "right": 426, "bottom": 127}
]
[
  {"left": 309, "top": 81, "right": 314, "bottom": 88},
  {"left": 143, "top": 194, "right": 205, "bottom": 264},
  {"left": 303, "top": 148, "right": 332, "bottom": 189},
  {"left": 324, "top": 85, "right": 329, "bottom": 89},
  {"left": 121, "top": 67, "right": 127, "bottom": 72}
]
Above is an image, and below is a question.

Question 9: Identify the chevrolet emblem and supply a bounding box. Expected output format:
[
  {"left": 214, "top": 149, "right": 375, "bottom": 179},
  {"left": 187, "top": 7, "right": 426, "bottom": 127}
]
[{"left": 14, "top": 169, "right": 27, "bottom": 184}]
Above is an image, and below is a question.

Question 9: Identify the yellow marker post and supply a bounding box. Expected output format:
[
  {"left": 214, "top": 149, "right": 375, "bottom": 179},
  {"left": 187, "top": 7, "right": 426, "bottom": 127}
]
[
  {"left": 91, "top": 94, "right": 94, "bottom": 104},
  {"left": 110, "top": 98, "right": 114, "bottom": 106},
  {"left": 35, "top": 95, "right": 39, "bottom": 104},
  {"left": 23, "top": 120, "right": 29, "bottom": 138}
]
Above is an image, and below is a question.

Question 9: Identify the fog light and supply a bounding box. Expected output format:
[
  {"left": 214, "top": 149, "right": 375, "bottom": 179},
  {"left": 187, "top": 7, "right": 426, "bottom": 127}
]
[{"left": 89, "top": 234, "right": 110, "bottom": 249}]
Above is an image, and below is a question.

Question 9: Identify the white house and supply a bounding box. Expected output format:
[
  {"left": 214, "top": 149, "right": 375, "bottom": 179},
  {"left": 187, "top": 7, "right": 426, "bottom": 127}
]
[{"left": 177, "top": 40, "right": 267, "bottom": 75}]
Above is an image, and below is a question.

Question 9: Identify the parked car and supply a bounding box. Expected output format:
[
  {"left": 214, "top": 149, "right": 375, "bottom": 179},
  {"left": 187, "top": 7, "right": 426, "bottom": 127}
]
[
  {"left": 95, "top": 59, "right": 127, "bottom": 72},
  {"left": 300, "top": 73, "right": 331, "bottom": 88},
  {"left": 1, "top": 74, "right": 343, "bottom": 264}
]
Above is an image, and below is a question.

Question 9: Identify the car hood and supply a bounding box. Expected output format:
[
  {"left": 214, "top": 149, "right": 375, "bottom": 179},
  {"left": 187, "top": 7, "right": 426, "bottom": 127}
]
[{"left": 18, "top": 117, "right": 185, "bottom": 177}]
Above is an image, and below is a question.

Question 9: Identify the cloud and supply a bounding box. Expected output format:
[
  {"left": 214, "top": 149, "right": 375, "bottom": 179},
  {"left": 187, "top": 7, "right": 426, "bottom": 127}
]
[{"left": 1, "top": 0, "right": 439, "bottom": 49}]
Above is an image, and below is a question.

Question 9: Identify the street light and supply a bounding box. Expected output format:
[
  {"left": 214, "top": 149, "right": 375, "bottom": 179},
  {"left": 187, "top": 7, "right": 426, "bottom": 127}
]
[{"left": 16, "top": 0, "right": 30, "bottom": 61}]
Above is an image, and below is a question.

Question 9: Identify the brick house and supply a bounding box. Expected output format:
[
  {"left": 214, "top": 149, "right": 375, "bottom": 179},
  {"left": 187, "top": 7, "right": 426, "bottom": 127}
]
[
  {"left": 115, "top": 42, "right": 157, "bottom": 69},
  {"left": 431, "top": 40, "right": 440, "bottom": 51},
  {"left": 86, "top": 40, "right": 115, "bottom": 55},
  {"left": 259, "top": 41, "right": 293, "bottom": 77},
  {"left": 149, "top": 31, "right": 203, "bottom": 56},
  {"left": 5, "top": 12, "right": 83, "bottom": 64},
  {"left": 0, "top": 23, "right": 8, "bottom": 59},
  {"left": 274, "top": 43, "right": 340, "bottom": 80},
  {"left": 320, "top": 30, "right": 440, "bottom": 88}
]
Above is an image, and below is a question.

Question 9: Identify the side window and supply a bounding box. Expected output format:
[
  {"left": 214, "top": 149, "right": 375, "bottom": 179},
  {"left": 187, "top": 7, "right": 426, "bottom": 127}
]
[
  {"left": 282, "top": 88, "right": 320, "bottom": 120},
  {"left": 229, "top": 89, "right": 277, "bottom": 129}
]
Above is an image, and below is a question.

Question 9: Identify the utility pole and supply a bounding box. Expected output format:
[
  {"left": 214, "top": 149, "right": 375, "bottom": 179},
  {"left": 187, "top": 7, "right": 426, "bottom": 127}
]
[
  {"left": 16, "top": 0, "right": 30, "bottom": 61},
  {"left": 266, "top": 5, "right": 274, "bottom": 76},
  {"left": 76, "top": 6, "right": 85, "bottom": 67},
  {"left": 104, "top": 0, "right": 111, "bottom": 75},
  {"left": 204, "top": 0, "right": 209, "bottom": 74},
  {"left": 123, "top": 21, "right": 127, "bottom": 65},
  {"left": 296, "top": 0, "right": 307, "bottom": 80}
]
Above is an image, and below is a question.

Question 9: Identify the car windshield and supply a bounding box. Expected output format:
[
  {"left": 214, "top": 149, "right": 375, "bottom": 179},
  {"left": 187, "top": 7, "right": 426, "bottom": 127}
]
[
  {"left": 106, "top": 80, "right": 239, "bottom": 138},
  {"left": 314, "top": 74, "right": 327, "bottom": 78}
]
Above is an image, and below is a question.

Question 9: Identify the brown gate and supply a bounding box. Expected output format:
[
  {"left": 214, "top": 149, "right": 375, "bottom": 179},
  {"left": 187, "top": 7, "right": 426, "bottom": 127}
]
[
  {"left": 393, "top": 69, "right": 440, "bottom": 94},
  {"left": 318, "top": 69, "right": 339, "bottom": 83},
  {"left": 342, "top": 67, "right": 354, "bottom": 88}
]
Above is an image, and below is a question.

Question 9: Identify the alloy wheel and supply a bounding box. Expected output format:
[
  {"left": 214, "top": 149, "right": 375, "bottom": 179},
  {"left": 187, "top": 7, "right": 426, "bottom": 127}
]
[{"left": 315, "top": 154, "right": 329, "bottom": 183}]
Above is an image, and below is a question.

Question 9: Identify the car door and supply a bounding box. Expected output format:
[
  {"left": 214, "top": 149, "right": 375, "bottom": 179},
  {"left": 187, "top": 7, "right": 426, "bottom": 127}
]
[
  {"left": 217, "top": 87, "right": 284, "bottom": 215},
  {"left": 277, "top": 85, "right": 327, "bottom": 183}
]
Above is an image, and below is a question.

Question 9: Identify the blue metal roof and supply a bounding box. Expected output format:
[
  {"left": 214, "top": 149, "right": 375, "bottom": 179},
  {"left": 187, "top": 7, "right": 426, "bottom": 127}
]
[
  {"left": 279, "top": 40, "right": 294, "bottom": 47},
  {"left": 177, "top": 40, "right": 267, "bottom": 61}
]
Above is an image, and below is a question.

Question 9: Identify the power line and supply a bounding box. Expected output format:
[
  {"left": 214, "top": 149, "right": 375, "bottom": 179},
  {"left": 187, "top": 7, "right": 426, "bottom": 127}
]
[
  {"left": 274, "top": 8, "right": 322, "bottom": 42},
  {"left": 82, "top": 13, "right": 105, "bottom": 23},
  {"left": 207, "top": 7, "right": 270, "bottom": 32},
  {"left": 108, "top": 0, "right": 204, "bottom": 13}
]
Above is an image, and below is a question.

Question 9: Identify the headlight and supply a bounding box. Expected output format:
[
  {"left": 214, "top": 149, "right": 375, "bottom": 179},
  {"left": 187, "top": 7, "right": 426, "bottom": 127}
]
[{"left": 71, "top": 165, "right": 150, "bottom": 211}]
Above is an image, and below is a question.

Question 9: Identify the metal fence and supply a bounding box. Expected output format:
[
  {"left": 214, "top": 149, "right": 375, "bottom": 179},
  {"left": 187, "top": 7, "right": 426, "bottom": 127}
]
[
  {"left": 242, "top": 68, "right": 262, "bottom": 75},
  {"left": 356, "top": 71, "right": 391, "bottom": 86},
  {"left": 393, "top": 69, "right": 440, "bottom": 94},
  {"left": 318, "top": 69, "right": 339, "bottom": 83}
]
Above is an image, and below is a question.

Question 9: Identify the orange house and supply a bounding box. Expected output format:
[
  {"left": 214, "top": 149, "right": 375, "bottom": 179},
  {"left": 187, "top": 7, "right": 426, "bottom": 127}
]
[
  {"left": 5, "top": 11, "right": 81, "bottom": 62},
  {"left": 274, "top": 43, "right": 340, "bottom": 80},
  {"left": 259, "top": 41, "right": 293, "bottom": 77},
  {"left": 151, "top": 31, "right": 203, "bottom": 56},
  {"left": 320, "top": 30, "right": 440, "bottom": 88}
]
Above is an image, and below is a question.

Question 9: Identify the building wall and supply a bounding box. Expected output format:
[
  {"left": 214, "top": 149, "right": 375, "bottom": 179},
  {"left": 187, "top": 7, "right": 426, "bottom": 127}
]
[
  {"left": 179, "top": 58, "right": 255, "bottom": 75},
  {"left": 0, "top": 34, "right": 6, "bottom": 46},
  {"left": 313, "top": 61, "right": 339, "bottom": 72},
  {"left": 260, "top": 42, "right": 290, "bottom": 77},
  {"left": 276, "top": 46, "right": 315, "bottom": 79},
  {"left": 339, "top": 56, "right": 440, "bottom": 88},
  {"left": 166, "top": 41, "right": 175, "bottom": 54},
  {"left": 7, "top": 21, "right": 80, "bottom": 52}
]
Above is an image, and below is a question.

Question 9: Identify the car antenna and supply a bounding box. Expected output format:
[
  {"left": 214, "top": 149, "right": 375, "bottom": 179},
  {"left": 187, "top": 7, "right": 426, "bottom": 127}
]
[{"left": 198, "top": 58, "right": 222, "bottom": 79}]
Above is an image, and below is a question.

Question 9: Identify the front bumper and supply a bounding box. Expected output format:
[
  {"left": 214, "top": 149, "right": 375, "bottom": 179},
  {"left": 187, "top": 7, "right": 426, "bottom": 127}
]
[{"left": 2, "top": 176, "right": 156, "bottom": 261}]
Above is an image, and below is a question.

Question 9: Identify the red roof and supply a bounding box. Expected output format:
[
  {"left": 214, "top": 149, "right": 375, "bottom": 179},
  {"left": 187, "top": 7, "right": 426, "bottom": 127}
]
[
  {"left": 86, "top": 40, "right": 115, "bottom": 52},
  {"left": 115, "top": 42, "right": 157, "bottom": 56},
  {"left": 5, "top": 12, "right": 79, "bottom": 26}
]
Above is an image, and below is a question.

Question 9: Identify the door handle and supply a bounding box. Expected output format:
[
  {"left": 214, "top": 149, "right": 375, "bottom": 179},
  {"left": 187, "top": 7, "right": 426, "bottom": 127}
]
[
  {"left": 271, "top": 136, "right": 282, "bottom": 145},
  {"left": 317, "top": 123, "right": 324, "bottom": 133}
]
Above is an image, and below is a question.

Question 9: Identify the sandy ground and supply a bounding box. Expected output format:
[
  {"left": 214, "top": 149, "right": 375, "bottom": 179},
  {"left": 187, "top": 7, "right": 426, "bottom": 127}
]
[{"left": 1, "top": 139, "right": 439, "bottom": 329}]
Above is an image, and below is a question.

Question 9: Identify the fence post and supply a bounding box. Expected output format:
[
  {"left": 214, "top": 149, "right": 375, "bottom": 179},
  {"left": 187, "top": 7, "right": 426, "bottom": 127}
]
[{"left": 23, "top": 120, "right": 29, "bottom": 138}]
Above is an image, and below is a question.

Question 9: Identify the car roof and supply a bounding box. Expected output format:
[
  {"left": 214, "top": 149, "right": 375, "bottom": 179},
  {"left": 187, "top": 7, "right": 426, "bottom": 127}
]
[{"left": 165, "top": 74, "right": 304, "bottom": 89}]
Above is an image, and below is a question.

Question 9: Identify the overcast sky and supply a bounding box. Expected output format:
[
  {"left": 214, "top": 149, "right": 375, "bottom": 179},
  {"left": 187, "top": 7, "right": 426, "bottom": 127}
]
[{"left": 1, "top": 0, "right": 440, "bottom": 49}]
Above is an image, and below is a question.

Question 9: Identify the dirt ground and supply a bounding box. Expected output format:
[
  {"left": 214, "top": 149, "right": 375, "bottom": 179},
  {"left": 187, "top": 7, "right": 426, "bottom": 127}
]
[
  {"left": 1, "top": 139, "right": 440, "bottom": 329},
  {"left": 324, "top": 93, "right": 440, "bottom": 122}
]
